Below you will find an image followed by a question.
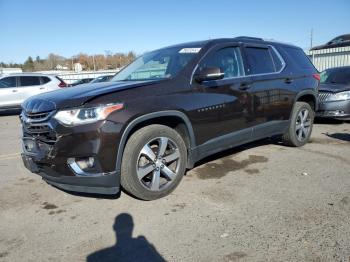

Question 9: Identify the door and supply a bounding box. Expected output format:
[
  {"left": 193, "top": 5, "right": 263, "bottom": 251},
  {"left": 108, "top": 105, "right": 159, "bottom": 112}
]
[
  {"left": 242, "top": 44, "right": 291, "bottom": 137},
  {"left": 18, "top": 76, "right": 46, "bottom": 102},
  {"left": 0, "top": 76, "right": 20, "bottom": 108},
  {"left": 191, "top": 44, "right": 254, "bottom": 149}
]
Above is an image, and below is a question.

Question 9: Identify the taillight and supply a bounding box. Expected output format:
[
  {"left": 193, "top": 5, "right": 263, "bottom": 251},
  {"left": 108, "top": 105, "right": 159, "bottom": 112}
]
[
  {"left": 56, "top": 76, "right": 68, "bottom": 88},
  {"left": 58, "top": 81, "right": 67, "bottom": 88},
  {"left": 312, "top": 73, "right": 320, "bottom": 81}
]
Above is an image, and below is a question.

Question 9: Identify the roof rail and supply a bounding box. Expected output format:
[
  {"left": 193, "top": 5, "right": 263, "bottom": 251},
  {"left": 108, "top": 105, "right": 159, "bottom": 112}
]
[{"left": 234, "top": 36, "right": 264, "bottom": 41}]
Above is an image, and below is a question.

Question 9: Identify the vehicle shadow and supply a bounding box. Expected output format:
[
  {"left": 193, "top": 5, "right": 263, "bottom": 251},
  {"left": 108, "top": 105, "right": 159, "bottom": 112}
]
[
  {"left": 193, "top": 137, "right": 276, "bottom": 168},
  {"left": 314, "top": 117, "right": 344, "bottom": 125},
  {"left": 52, "top": 186, "right": 121, "bottom": 200},
  {"left": 86, "top": 213, "right": 165, "bottom": 262},
  {"left": 323, "top": 132, "right": 350, "bottom": 142},
  {"left": 0, "top": 109, "right": 21, "bottom": 116}
]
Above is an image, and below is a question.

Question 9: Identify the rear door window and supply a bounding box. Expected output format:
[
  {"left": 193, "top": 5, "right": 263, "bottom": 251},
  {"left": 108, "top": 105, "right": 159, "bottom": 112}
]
[
  {"left": 19, "top": 76, "right": 41, "bottom": 87},
  {"left": 244, "top": 46, "right": 276, "bottom": 75},
  {"left": 0, "top": 77, "right": 16, "bottom": 88}
]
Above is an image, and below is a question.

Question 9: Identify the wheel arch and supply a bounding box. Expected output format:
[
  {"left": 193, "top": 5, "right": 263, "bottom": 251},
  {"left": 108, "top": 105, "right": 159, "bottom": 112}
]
[
  {"left": 295, "top": 90, "right": 318, "bottom": 111},
  {"left": 115, "top": 111, "right": 196, "bottom": 174}
]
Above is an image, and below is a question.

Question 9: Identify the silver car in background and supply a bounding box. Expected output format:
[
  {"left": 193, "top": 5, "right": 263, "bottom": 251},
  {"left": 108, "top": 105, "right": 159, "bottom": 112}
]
[
  {"left": 0, "top": 73, "right": 68, "bottom": 111},
  {"left": 317, "top": 66, "right": 350, "bottom": 120}
]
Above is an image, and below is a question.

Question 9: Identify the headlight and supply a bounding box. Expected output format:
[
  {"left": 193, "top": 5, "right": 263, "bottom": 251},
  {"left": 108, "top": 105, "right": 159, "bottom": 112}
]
[
  {"left": 328, "top": 91, "right": 350, "bottom": 102},
  {"left": 54, "top": 103, "right": 124, "bottom": 126}
]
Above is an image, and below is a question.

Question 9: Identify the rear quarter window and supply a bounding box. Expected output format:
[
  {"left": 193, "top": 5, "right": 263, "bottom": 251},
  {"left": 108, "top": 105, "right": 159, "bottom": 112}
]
[
  {"left": 41, "top": 76, "right": 51, "bottom": 84},
  {"left": 282, "top": 46, "right": 315, "bottom": 69}
]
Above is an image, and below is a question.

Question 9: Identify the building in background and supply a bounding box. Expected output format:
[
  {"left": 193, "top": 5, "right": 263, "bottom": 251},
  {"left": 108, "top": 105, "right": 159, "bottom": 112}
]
[
  {"left": 308, "top": 34, "right": 350, "bottom": 71},
  {"left": 0, "top": 67, "right": 22, "bottom": 74}
]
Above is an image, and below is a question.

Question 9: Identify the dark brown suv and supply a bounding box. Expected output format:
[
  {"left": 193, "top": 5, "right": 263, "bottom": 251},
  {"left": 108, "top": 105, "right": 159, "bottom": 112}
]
[{"left": 21, "top": 37, "right": 319, "bottom": 200}]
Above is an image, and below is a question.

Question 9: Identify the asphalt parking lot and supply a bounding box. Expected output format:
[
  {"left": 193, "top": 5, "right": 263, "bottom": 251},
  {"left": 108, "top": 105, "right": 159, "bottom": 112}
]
[{"left": 0, "top": 115, "right": 349, "bottom": 262}]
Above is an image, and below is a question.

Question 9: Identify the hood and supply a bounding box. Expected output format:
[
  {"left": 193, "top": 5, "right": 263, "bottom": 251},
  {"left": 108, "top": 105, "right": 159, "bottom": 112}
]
[
  {"left": 319, "top": 83, "right": 350, "bottom": 93},
  {"left": 22, "top": 80, "right": 158, "bottom": 114}
]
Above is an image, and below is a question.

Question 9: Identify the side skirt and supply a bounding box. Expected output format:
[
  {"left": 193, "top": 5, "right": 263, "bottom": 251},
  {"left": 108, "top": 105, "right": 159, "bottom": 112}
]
[{"left": 188, "top": 120, "right": 289, "bottom": 167}]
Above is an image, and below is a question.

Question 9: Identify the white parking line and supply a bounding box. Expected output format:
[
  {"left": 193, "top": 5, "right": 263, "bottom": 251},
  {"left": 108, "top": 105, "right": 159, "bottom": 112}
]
[{"left": 0, "top": 153, "right": 21, "bottom": 161}]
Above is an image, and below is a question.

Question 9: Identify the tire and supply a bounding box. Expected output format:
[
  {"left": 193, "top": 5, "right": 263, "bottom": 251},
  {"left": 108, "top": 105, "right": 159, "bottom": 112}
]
[
  {"left": 121, "top": 124, "right": 187, "bottom": 200},
  {"left": 282, "top": 102, "right": 314, "bottom": 147}
]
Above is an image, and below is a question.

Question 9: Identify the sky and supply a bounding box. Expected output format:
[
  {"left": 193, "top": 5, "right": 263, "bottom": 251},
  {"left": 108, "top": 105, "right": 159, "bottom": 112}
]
[{"left": 1, "top": 0, "right": 349, "bottom": 63}]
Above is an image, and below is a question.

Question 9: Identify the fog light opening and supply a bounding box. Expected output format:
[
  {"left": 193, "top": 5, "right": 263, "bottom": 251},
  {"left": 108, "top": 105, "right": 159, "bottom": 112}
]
[
  {"left": 67, "top": 157, "right": 99, "bottom": 176},
  {"left": 76, "top": 157, "right": 95, "bottom": 170}
]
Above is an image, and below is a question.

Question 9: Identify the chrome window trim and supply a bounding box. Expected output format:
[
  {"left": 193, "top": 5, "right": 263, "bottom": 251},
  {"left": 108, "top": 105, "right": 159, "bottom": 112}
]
[
  {"left": 190, "top": 44, "right": 244, "bottom": 84},
  {"left": 240, "top": 45, "right": 286, "bottom": 77},
  {"left": 190, "top": 43, "right": 286, "bottom": 84}
]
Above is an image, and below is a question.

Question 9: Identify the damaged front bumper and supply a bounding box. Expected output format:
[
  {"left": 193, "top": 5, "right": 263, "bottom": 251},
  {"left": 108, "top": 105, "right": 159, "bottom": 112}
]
[{"left": 20, "top": 111, "right": 123, "bottom": 195}]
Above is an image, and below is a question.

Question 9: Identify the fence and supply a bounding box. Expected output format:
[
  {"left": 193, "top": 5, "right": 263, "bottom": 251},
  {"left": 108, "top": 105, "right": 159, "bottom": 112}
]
[{"left": 308, "top": 46, "right": 350, "bottom": 71}]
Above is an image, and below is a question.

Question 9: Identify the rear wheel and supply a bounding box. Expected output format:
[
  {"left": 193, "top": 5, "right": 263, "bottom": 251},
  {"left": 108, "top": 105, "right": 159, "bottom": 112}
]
[
  {"left": 282, "top": 102, "right": 314, "bottom": 147},
  {"left": 121, "top": 124, "right": 187, "bottom": 200}
]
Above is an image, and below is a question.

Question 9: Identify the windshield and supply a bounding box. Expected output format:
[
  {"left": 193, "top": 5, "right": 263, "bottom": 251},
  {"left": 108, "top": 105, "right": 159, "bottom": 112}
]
[
  {"left": 111, "top": 46, "right": 201, "bottom": 81},
  {"left": 320, "top": 67, "right": 350, "bottom": 85}
]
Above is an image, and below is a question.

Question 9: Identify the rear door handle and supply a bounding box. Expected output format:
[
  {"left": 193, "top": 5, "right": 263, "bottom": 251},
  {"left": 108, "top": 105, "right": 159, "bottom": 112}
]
[
  {"left": 284, "top": 78, "right": 293, "bottom": 84},
  {"left": 12, "top": 89, "right": 18, "bottom": 93},
  {"left": 239, "top": 82, "right": 251, "bottom": 90},
  {"left": 39, "top": 87, "right": 45, "bottom": 90}
]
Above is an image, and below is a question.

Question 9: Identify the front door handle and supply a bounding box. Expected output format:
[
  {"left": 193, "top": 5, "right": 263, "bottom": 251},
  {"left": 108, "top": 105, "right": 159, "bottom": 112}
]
[
  {"left": 12, "top": 89, "right": 18, "bottom": 93},
  {"left": 39, "top": 87, "right": 45, "bottom": 90},
  {"left": 284, "top": 78, "right": 293, "bottom": 84},
  {"left": 239, "top": 82, "right": 251, "bottom": 90}
]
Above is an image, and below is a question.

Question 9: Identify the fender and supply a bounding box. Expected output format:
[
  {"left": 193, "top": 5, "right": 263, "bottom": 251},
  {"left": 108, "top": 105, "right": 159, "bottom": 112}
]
[
  {"left": 287, "top": 89, "right": 318, "bottom": 122},
  {"left": 294, "top": 89, "right": 318, "bottom": 111},
  {"left": 115, "top": 110, "right": 196, "bottom": 175}
]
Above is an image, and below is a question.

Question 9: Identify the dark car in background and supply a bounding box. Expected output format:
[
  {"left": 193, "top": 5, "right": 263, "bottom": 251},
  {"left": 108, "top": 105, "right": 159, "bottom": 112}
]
[
  {"left": 311, "top": 34, "right": 350, "bottom": 51},
  {"left": 317, "top": 66, "right": 350, "bottom": 120},
  {"left": 90, "top": 75, "right": 114, "bottom": 83},
  {"left": 71, "top": 78, "right": 95, "bottom": 86},
  {"left": 20, "top": 37, "right": 319, "bottom": 200}
]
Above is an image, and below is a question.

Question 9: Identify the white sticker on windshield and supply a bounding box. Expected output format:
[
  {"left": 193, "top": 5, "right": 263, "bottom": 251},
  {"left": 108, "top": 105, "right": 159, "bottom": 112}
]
[{"left": 179, "top": 48, "right": 201, "bottom": 53}]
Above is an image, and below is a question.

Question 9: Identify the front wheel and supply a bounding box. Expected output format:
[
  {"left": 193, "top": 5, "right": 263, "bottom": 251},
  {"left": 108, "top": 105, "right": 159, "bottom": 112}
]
[
  {"left": 121, "top": 124, "right": 187, "bottom": 200},
  {"left": 282, "top": 102, "right": 314, "bottom": 147}
]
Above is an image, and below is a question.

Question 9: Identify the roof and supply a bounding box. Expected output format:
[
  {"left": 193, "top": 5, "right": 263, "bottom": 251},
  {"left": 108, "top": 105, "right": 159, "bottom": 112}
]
[
  {"left": 0, "top": 72, "right": 57, "bottom": 77},
  {"left": 159, "top": 36, "right": 297, "bottom": 51}
]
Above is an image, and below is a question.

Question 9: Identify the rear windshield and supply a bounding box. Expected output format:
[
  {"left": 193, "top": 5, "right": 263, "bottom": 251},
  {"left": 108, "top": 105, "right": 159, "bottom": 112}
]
[
  {"left": 320, "top": 67, "right": 350, "bottom": 85},
  {"left": 283, "top": 47, "right": 315, "bottom": 69}
]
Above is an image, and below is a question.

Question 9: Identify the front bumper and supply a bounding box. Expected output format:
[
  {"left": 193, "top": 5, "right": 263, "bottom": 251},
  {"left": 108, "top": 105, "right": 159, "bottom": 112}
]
[
  {"left": 22, "top": 153, "right": 119, "bottom": 194},
  {"left": 316, "top": 99, "right": 350, "bottom": 120},
  {"left": 20, "top": 113, "right": 123, "bottom": 195}
]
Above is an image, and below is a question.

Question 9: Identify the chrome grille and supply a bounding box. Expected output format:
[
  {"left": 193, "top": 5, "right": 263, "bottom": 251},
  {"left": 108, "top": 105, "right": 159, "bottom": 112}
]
[
  {"left": 20, "top": 110, "right": 57, "bottom": 144},
  {"left": 23, "top": 123, "right": 51, "bottom": 134},
  {"left": 21, "top": 111, "right": 54, "bottom": 123},
  {"left": 318, "top": 92, "right": 334, "bottom": 102}
]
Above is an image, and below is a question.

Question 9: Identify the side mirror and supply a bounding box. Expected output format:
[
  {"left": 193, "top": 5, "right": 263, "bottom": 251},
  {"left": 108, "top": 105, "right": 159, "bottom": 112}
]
[{"left": 194, "top": 67, "right": 225, "bottom": 83}]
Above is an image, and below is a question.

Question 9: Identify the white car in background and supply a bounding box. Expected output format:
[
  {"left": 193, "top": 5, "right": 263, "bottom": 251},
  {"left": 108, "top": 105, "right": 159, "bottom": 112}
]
[{"left": 0, "top": 73, "right": 68, "bottom": 111}]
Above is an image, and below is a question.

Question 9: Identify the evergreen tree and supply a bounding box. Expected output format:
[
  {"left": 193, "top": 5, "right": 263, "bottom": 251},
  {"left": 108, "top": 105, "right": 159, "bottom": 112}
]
[{"left": 23, "top": 56, "right": 34, "bottom": 71}]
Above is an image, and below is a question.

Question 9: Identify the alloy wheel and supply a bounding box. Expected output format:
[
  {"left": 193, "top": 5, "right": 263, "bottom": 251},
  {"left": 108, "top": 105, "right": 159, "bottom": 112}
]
[
  {"left": 136, "top": 137, "right": 181, "bottom": 191},
  {"left": 295, "top": 108, "right": 311, "bottom": 142}
]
